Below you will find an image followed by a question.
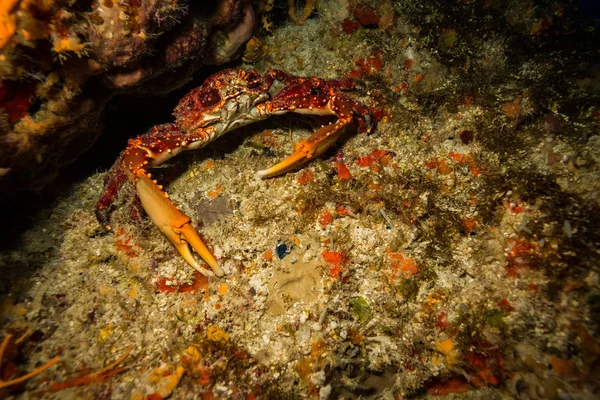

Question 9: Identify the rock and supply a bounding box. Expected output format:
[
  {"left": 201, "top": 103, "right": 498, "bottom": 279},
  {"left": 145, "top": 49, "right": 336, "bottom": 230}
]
[{"left": 0, "top": 0, "right": 255, "bottom": 191}]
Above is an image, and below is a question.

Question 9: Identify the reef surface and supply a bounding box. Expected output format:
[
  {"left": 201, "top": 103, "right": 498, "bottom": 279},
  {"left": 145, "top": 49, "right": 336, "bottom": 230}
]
[{"left": 0, "top": 0, "right": 599, "bottom": 399}]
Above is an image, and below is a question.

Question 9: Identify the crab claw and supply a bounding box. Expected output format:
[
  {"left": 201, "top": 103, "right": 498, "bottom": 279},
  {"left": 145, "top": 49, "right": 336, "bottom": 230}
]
[
  {"left": 135, "top": 172, "right": 224, "bottom": 277},
  {"left": 257, "top": 119, "right": 349, "bottom": 178}
]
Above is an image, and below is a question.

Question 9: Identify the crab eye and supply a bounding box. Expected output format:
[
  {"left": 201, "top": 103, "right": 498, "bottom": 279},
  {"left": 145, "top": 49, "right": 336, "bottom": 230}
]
[{"left": 198, "top": 88, "right": 220, "bottom": 107}]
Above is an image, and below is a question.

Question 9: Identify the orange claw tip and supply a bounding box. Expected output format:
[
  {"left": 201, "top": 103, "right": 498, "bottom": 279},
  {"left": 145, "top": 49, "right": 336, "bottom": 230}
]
[
  {"left": 135, "top": 173, "right": 225, "bottom": 278},
  {"left": 257, "top": 120, "right": 350, "bottom": 179},
  {"left": 178, "top": 224, "right": 225, "bottom": 277},
  {"left": 256, "top": 150, "right": 309, "bottom": 179}
]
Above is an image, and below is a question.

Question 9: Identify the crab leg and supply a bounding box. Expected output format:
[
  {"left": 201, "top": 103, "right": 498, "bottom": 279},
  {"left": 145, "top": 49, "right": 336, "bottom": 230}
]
[
  {"left": 99, "top": 123, "right": 224, "bottom": 277},
  {"left": 256, "top": 84, "right": 372, "bottom": 178},
  {"left": 135, "top": 171, "right": 224, "bottom": 277},
  {"left": 257, "top": 118, "right": 350, "bottom": 178}
]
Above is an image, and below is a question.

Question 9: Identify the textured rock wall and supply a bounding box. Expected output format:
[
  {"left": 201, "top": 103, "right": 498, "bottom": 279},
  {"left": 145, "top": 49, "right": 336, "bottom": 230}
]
[{"left": 0, "top": 0, "right": 255, "bottom": 190}]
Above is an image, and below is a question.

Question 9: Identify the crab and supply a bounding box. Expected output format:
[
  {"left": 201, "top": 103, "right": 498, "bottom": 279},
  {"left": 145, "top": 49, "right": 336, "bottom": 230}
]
[{"left": 96, "top": 68, "right": 372, "bottom": 277}]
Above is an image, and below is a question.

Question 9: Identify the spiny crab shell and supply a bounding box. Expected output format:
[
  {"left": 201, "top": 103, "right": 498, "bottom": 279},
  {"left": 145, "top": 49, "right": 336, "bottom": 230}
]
[{"left": 174, "top": 69, "right": 272, "bottom": 136}]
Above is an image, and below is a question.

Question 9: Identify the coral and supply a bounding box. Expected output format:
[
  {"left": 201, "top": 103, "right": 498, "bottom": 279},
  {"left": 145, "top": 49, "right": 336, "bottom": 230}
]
[
  {"left": 1, "top": 0, "right": 600, "bottom": 398},
  {"left": 342, "top": 0, "right": 397, "bottom": 33},
  {"left": 288, "top": 0, "right": 315, "bottom": 25},
  {"left": 0, "top": 331, "right": 59, "bottom": 390},
  {"left": 0, "top": 0, "right": 19, "bottom": 50},
  {"left": 0, "top": 0, "right": 256, "bottom": 191},
  {"left": 208, "top": 3, "right": 256, "bottom": 64},
  {"left": 48, "top": 344, "right": 132, "bottom": 391},
  {"left": 242, "top": 36, "right": 266, "bottom": 63}
]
